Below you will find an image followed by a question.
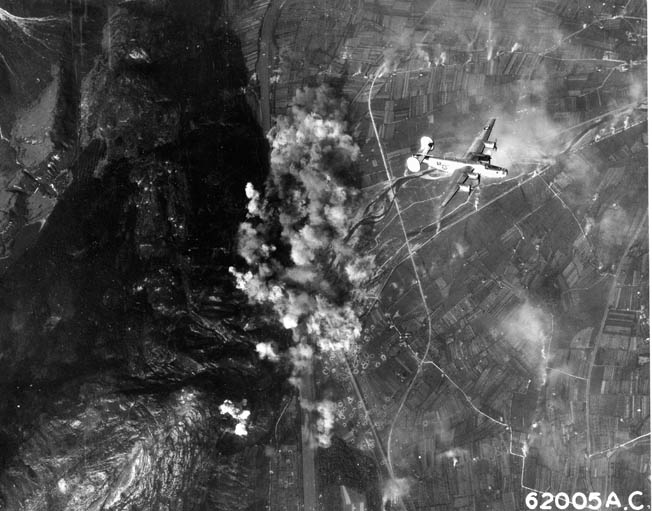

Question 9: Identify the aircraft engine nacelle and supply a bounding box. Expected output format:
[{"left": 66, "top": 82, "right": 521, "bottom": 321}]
[{"left": 483, "top": 140, "right": 497, "bottom": 152}]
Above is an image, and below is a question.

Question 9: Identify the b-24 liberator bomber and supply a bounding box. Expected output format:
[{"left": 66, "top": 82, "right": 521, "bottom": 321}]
[{"left": 406, "top": 118, "right": 509, "bottom": 207}]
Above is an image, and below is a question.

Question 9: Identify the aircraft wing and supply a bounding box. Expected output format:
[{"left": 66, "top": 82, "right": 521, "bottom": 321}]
[
  {"left": 440, "top": 167, "right": 470, "bottom": 208},
  {"left": 462, "top": 118, "right": 495, "bottom": 161}
]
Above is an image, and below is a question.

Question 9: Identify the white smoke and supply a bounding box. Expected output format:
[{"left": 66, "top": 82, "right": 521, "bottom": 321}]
[
  {"left": 219, "top": 400, "right": 251, "bottom": 437},
  {"left": 255, "top": 342, "right": 279, "bottom": 362},
  {"left": 305, "top": 297, "right": 361, "bottom": 352},
  {"left": 345, "top": 255, "right": 376, "bottom": 286},
  {"left": 289, "top": 342, "right": 314, "bottom": 374},
  {"left": 230, "top": 85, "right": 378, "bottom": 452},
  {"left": 230, "top": 84, "right": 375, "bottom": 377},
  {"left": 489, "top": 102, "right": 561, "bottom": 169},
  {"left": 500, "top": 301, "right": 550, "bottom": 384},
  {"left": 315, "top": 399, "right": 337, "bottom": 447},
  {"left": 245, "top": 182, "right": 261, "bottom": 216},
  {"left": 597, "top": 205, "right": 629, "bottom": 247},
  {"left": 382, "top": 477, "right": 411, "bottom": 506},
  {"left": 415, "top": 46, "right": 431, "bottom": 67},
  {"left": 437, "top": 447, "right": 470, "bottom": 467},
  {"left": 501, "top": 302, "right": 547, "bottom": 347},
  {"left": 299, "top": 398, "right": 338, "bottom": 448}
]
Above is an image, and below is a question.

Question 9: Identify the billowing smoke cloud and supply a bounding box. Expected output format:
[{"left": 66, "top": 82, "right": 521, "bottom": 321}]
[
  {"left": 298, "top": 398, "right": 338, "bottom": 448},
  {"left": 382, "top": 477, "right": 411, "bottom": 506},
  {"left": 500, "top": 301, "right": 550, "bottom": 384},
  {"left": 288, "top": 342, "right": 314, "bottom": 376},
  {"left": 501, "top": 302, "right": 548, "bottom": 344},
  {"left": 490, "top": 103, "right": 561, "bottom": 168},
  {"left": 219, "top": 400, "right": 251, "bottom": 437},
  {"left": 256, "top": 341, "right": 279, "bottom": 362},
  {"left": 597, "top": 205, "right": 629, "bottom": 247},
  {"left": 628, "top": 76, "right": 645, "bottom": 103},
  {"left": 315, "top": 400, "right": 336, "bottom": 447},
  {"left": 230, "top": 85, "right": 375, "bottom": 446},
  {"left": 595, "top": 204, "right": 631, "bottom": 268}
]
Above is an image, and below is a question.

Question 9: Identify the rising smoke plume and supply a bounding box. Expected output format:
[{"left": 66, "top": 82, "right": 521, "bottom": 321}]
[
  {"left": 219, "top": 399, "right": 251, "bottom": 437},
  {"left": 230, "top": 84, "right": 375, "bottom": 447},
  {"left": 299, "top": 398, "right": 338, "bottom": 448},
  {"left": 382, "top": 477, "right": 411, "bottom": 507},
  {"left": 500, "top": 301, "right": 550, "bottom": 383}
]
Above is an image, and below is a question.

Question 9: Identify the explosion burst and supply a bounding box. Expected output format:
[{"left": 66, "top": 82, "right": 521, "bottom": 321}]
[{"left": 230, "top": 84, "right": 375, "bottom": 446}]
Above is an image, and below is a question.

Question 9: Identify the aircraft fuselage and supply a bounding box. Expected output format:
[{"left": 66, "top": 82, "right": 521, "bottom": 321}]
[{"left": 422, "top": 156, "right": 508, "bottom": 178}]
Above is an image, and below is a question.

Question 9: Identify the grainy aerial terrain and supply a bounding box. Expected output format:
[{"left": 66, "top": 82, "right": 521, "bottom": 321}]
[{"left": 0, "top": 1, "right": 647, "bottom": 510}]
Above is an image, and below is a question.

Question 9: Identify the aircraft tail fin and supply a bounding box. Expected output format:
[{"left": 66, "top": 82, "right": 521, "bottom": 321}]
[{"left": 419, "top": 136, "right": 434, "bottom": 154}]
